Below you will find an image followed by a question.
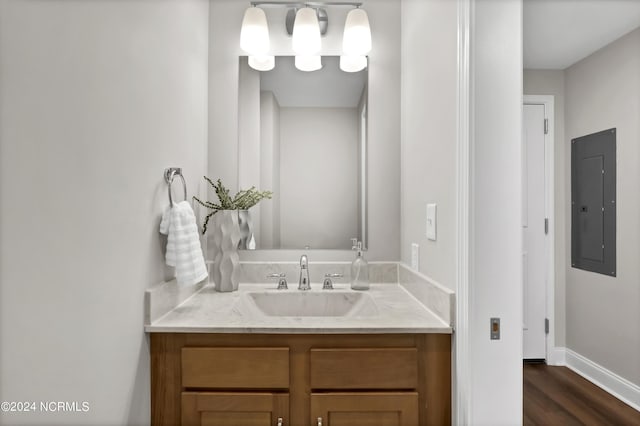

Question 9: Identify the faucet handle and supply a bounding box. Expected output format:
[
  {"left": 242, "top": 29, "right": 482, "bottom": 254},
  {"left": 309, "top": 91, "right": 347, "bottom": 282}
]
[
  {"left": 323, "top": 273, "right": 343, "bottom": 290},
  {"left": 267, "top": 273, "right": 288, "bottom": 290}
]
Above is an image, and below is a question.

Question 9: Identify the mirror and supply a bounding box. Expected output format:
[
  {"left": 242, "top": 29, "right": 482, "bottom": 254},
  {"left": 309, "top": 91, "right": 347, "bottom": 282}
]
[{"left": 237, "top": 56, "right": 368, "bottom": 250}]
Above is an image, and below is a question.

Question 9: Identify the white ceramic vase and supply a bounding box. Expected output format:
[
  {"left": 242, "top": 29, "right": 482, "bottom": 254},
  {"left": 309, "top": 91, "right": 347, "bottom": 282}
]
[
  {"left": 211, "top": 210, "right": 241, "bottom": 292},
  {"left": 237, "top": 210, "right": 254, "bottom": 250}
]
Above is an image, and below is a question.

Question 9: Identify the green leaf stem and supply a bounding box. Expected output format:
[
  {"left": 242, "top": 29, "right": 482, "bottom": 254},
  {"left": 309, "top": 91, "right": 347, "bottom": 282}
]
[{"left": 192, "top": 177, "right": 273, "bottom": 234}]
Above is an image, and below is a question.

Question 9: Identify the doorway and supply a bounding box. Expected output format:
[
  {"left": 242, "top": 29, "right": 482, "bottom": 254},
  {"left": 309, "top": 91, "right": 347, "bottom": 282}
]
[{"left": 522, "top": 95, "right": 555, "bottom": 361}]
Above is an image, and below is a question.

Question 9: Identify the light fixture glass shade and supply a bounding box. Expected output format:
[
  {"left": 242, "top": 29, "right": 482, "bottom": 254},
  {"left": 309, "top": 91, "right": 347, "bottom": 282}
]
[
  {"left": 343, "top": 8, "right": 372, "bottom": 55},
  {"left": 295, "top": 55, "right": 322, "bottom": 72},
  {"left": 292, "top": 7, "right": 321, "bottom": 55},
  {"left": 248, "top": 55, "right": 275, "bottom": 71},
  {"left": 240, "top": 7, "right": 270, "bottom": 55},
  {"left": 340, "top": 55, "right": 367, "bottom": 72}
]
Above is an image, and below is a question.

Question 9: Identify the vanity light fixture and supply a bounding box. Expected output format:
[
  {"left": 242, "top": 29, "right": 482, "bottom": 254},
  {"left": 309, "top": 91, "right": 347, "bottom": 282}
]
[
  {"left": 248, "top": 55, "right": 275, "bottom": 71},
  {"left": 243, "top": 2, "right": 369, "bottom": 73},
  {"left": 295, "top": 55, "right": 323, "bottom": 72},
  {"left": 342, "top": 7, "right": 371, "bottom": 55},
  {"left": 240, "top": 6, "right": 270, "bottom": 56},
  {"left": 292, "top": 7, "right": 322, "bottom": 55},
  {"left": 339, "top": 55, "right": 367, "bottom": 72}
]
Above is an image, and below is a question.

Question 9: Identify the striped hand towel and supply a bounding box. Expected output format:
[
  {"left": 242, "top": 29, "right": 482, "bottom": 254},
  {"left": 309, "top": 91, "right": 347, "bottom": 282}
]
[{"left": 159, "top": 201, "right": 208, "bottom": 286}]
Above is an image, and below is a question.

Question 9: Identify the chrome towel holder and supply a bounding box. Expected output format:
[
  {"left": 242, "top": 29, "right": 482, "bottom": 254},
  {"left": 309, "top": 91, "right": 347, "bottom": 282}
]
[{"left": 164, "top": 167, "right": 187, "bottom": 207}]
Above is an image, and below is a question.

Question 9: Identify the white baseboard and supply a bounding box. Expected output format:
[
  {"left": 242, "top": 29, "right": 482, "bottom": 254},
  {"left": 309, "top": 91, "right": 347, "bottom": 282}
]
[
  {"left": 546, "top": 346, "right": 566, "bottom": 366},
  {"left": 563, "top": 348, "right": 640, "bottom": 412}
]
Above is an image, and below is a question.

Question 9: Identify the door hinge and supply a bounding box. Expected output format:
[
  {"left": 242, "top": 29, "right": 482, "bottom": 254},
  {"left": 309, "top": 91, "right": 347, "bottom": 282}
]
[
  {"left": 544, "top": 118, "right": 549, "bottom": 135},
  {"left": 544, "top": 218, "right": 549, "bottom": 235},
  {"left": 545, "top": 318, "right": 549, "bottom": 334}
]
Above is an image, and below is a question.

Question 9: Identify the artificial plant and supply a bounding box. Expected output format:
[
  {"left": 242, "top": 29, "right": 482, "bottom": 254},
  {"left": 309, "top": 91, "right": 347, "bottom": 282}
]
[{"left": 193, "top": 176, "right": 272, "bottom": 235}]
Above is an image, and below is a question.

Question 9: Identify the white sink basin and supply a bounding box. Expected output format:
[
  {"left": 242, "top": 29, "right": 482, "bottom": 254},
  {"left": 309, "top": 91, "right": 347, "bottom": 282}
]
[{"left": 238, "top": 291, "right": 379, "bottom": 317}]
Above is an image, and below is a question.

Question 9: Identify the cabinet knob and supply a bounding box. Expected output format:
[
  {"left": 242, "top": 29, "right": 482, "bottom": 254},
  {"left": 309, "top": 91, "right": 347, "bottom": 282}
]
[
  {"left": 277, "top": 417, "right": 283, "bottom": 426},
  {"left": 317, "top": 417, "right": 323, "bottom": 426}
]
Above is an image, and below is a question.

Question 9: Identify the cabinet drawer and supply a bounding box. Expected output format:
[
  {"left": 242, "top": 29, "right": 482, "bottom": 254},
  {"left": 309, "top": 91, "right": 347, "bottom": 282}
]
[
  {"left": 182, "top": 347, "right": 289, "bottom": 389},
  {"left": 310, "top": 348, "right": 418, "bottom": 390}
]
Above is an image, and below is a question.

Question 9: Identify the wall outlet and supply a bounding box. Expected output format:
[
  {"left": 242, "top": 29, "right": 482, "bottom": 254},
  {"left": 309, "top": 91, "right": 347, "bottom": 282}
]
[
  {"left": 411, "top": 243, "right": 419, "bottom": 270},
  {"left": 426, "top": 203, "right": 437, "bottom": 241}
]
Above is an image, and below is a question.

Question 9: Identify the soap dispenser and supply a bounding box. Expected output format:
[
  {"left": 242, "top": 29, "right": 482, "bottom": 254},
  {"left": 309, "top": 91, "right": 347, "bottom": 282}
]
[{"left": 350, "top": 238, "right": 370, "bottom": 290}]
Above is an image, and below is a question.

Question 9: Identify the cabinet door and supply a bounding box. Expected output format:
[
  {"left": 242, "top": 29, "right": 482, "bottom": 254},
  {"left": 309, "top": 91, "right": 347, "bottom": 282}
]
[
  {"left": 310, "top": 392, "right": 418, "bottom": 426},
  {"left": 182, "top": 392, "right": 288, "bottom": 426}
]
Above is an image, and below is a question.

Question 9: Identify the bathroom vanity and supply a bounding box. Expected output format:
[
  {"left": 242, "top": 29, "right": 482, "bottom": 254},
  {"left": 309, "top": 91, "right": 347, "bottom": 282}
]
[
  {"left": 146, "top": 269, "right": 454, "bottom": 426},
  {"left": 151, "top": 332, "right": 450, "bottom": 426}
]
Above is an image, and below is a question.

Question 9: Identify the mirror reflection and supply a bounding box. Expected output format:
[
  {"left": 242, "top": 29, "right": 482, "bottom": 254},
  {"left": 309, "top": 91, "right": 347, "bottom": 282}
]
[{"left": 238, "top": 56, "right": 368, "bottom": 250}]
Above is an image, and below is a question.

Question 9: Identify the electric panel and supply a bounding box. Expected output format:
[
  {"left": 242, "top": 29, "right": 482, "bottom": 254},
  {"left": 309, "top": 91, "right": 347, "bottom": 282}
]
[{"left": 571, "top": 128, "right": 616, "bottom": 276}]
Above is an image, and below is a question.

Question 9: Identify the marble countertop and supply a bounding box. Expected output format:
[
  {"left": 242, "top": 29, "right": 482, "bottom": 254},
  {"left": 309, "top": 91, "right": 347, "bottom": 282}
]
[{"left": 145, "top": 283, "right": 452, "bottom": 334}]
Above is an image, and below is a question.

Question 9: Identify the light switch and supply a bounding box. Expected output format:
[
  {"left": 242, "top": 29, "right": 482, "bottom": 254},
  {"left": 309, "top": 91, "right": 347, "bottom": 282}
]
[
  {"left": 411, "top": 243, "right": 419, "bottom": 270},
  {"left": 426, "top": 204, "right": 437, "bottom": 241}
]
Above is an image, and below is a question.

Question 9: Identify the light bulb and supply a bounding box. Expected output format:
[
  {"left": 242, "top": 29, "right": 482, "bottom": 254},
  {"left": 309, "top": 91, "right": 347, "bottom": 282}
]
[
  {"left": 292, "top": 7, "right": 321, "bottom": 55},
  {"left": 248, "top": 55, "right": 275, "bottom": 71},
  {"left": 340, "top": 55, "right": 367, "bottom": 73},
  {"left": 343, "top": 8, "right": 371, "bottom": 56},
  {"left": 240, "top": 7, "right": 270, "bottom": 56},
  {"left": 295, "top": 55, "right": 322, "bottom": 72}
]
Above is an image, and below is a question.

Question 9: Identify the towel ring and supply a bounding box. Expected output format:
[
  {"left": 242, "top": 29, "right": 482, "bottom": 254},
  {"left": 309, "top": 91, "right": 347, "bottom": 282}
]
[{"left": 164, "top": 167, "right": 187, "bottom": 207}]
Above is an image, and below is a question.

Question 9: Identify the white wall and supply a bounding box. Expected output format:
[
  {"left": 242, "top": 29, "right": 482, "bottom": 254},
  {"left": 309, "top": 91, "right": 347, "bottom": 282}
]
[
  {"left": 259, "top": 92, "right": 281, "bottom": 249},
  {"left": 208, "top": 1, "right": 240, "bottom": 194},
  {"left": 523, "top": 69, "right": 567, "bottom": 347},
  {"left": 238, "top": 61, "right": 261, "bottom": 197},
  {"left": 357, "top": 89, "right": 368, "bottom": 246},
  {"left": 209, "top": 0, "right": 401, "bottom": 261},
  {"left": 400, "top": 0, "right": 458, "bottom": 290},
  {"left": 469, "top": 0, "right": 524, "bottom": 423},
  {"left": 0, "top": 1, "right": 209, "bottom": 425},
  {"left": 279, "top": 108, "right": 359, "bottom": 249},
  {"left": 364, "top": 0, "right": 402, "bottom": 261},
  {"left": 237, "top": 60, "right": 263, "bottom": 243},
  {"left": 564, "top": 27, "right": 640, "bottom": 385}
]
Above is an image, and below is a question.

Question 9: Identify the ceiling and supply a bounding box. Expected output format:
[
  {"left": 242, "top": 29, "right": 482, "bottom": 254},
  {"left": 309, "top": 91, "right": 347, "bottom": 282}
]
[
  {"left": 259, "top": 56, "right": 367, "bottom": 108},
  {"left": 524, "top": 0, "right": 640, "bottom": 69}
]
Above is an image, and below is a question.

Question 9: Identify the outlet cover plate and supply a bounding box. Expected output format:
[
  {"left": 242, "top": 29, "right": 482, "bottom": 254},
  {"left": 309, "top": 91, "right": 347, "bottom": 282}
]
[
  {"left": 426, "top": 203, "right": 437, "bottom": 241},
  {"left": 411, "top": 243, "right": 419, "bottom": 270}
]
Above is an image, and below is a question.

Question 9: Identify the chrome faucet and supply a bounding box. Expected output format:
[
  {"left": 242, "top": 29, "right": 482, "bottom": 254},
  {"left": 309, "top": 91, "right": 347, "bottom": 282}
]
[{"left": 298, "top": 254, "right": 311, "bottom": 290}]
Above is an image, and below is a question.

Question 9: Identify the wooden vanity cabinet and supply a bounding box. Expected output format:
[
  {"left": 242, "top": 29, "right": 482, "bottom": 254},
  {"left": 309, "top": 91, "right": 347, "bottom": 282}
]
[{"left": 151, "top": 333, "right": 451, "bottom": 426}]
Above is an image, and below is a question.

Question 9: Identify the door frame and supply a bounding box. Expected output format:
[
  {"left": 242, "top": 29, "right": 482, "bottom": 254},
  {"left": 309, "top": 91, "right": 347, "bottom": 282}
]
[
  {"left": 455, "top": 1, "right": 526, "bottom": 423},
  {"left": 523, "top": 95, "right": 556, "bottom": 364}
]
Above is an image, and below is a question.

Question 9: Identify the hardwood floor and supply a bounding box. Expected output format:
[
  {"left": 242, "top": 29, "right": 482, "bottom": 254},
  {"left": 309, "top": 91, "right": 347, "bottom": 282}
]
[{"left": 524, "top": 363, "right": 640, "bottom": 425}]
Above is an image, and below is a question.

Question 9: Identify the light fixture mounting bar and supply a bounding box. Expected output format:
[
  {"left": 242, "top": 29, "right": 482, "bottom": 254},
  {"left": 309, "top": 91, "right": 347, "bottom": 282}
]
[{"left": 250, "top": 1, "right": 363, "bottom": 7}]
